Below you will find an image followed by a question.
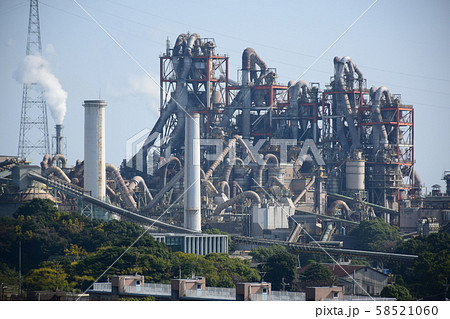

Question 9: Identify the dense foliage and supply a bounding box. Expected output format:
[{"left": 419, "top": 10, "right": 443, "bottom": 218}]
[
  {"left": 380, "top": 284, "right": 414, "bottom": 301},
  {"left": 250, "top": 245, "right": 297, "bottom": 291},
  {"left": 298, "top": 261, "right": 336, "bottom": 288},
  {"left": 392, "top": 232, "right": 450, "bottom": 300},
  {"left": 0, "top": 199, "right": 258, "bottom": 293},
  {"left": 349, "top": 218, "right": 402, "bottom": 252}
]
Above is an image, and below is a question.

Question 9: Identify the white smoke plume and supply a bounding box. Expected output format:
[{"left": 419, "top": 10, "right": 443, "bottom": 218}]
[{"left": 15, "top": 54, "right": 67, "bottom": 124}]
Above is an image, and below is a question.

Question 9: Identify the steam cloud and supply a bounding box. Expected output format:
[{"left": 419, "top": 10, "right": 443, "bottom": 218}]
[{"left": 15, "top": 54, "right": 67, "bottom": 124}]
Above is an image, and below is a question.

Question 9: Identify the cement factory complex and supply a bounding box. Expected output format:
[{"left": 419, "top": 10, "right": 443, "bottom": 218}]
[
  {"left": 2, "top": 0, "right": 450, "bottom": 302},
  {"left": 2, "top": 30, "right": 449, "bottom": 255}
]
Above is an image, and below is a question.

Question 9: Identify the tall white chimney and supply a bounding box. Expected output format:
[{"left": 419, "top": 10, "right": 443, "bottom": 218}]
[
  {"left": 55, "top": 124, "right": 63, "bottom": 155},
  {"left": 184, "top": 112, "right": 201, "bottom": 232},
  {"left": 83, "top": 100, "right": 106, "bottom": 200}
]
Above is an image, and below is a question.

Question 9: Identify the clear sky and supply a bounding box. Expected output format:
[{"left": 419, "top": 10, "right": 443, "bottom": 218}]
[{"left": 0, "top": 0, "right": 449, "bottom": 190}]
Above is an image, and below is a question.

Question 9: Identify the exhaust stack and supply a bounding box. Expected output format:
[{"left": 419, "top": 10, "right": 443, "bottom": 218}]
[
  {"left": 55, "top": 124, "right": 64, "bottom": 155},
  {"left": 184, "top": 112, "right": 201, "bottom": 232},
  {"left": 83, "top": 100, "right": 106, "bottom": 200}
]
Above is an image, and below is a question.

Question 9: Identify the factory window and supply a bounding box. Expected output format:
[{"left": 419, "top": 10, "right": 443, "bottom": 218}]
[
  {"left": 262, "top": 288, "right": 268, "bottom": 295},
  {"left": 333, "top": 292, "right": 339, "bottom": 298},
  {"left": 136, "top": 280, "right": 141, "bottom": 286},
  {"left": 197, "top": 284, "right": 202, "bottom": 290}
]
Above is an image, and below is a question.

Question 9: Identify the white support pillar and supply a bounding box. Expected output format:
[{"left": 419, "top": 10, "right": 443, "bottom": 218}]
[
  {"left": 184, "top": 113, "right": 201, "bottom": 232},
  {"left": 83, "top": 100, "right": 106, "bottom": 200}
]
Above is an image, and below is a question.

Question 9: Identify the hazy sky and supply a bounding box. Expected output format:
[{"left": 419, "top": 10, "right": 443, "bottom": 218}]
[{"left": 0, "top": 0, "right": 449, "bottom": 190}]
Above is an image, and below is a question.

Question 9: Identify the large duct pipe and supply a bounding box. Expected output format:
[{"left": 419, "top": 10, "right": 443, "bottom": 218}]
[
  {"left": 257, "top": 153, "right": 279, "bottom": 186},
  {"left": 42, "top": 166, "right": 71, "bottom": 183},
  {"left": 288, "top": 80, "right": 310, "bottom": 139},
  {"left": 242, "top": 48, "right": 267, "bottom": 85},
  {"left": 266, "top": 176, "right": 288, "bottom": 191},
  {"left": 327, "top": 200, "right": 352, "bottom": 216},
  {"left": 204, "top": 138, "right": 237, "bottom": 180},
  {"left": 214, "top": 190, "right": 261, "bottom": 215},
  {"left": 333, "top": 56, "right": 363, "bottom": 151},
  {"left": 106, "top": 163, "right": 137, "bottom": 211},
  {"left": 128, "top": 176, "right": 153, "bottom": 202},
  {"left": 293, "top": 176, "right": 316, "bottom": 205},
  {"left": 162, "top": 156, "right": 182, "bottom": 186},
  {"left": 83, "top": 100, "right": 106, "bottom": 200},
  {"left": 371, "top": 86, "right": 390, "bottom": 152},
  {"left": 184, "top": 112, "right": 201, "bottom": 232},
  {"left": 51, "top": 154, "right": 67, "bottom": 168}
]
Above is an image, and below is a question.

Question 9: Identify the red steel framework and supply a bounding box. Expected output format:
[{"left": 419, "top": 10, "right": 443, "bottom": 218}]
[{"left": 159, "top": 47, "right": 229, "bottom": 138}]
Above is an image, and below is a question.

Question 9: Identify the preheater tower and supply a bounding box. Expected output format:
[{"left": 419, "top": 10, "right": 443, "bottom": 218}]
[{"left": 83, "top": 100, "right": 106, "bottom": 200}]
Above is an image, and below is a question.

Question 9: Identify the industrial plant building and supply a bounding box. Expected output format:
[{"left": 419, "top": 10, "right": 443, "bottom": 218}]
[{"left": 1, "top": 31, "right": 450, "bottom": 258}]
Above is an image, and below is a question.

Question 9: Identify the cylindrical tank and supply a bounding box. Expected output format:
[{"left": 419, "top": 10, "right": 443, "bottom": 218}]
[
  {"left": 346, "top": 160, "right": 365, "bottom": 191},
  {"left": 184, "top": 112, "right": 201, "bottom": 232},
  {"left": 83, "top": 100, "right": 106, "bottom": 200}
]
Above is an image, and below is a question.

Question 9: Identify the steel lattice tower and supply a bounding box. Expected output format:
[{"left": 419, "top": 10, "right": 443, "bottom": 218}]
[{"left": 18, "top": 0, "right": 50, "bottom": 159}]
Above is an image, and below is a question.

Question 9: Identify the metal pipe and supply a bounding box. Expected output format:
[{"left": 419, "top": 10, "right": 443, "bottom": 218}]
[
  {"left": 106, "top": 163, "right": 137, "bottom": 211},
  {"left": 219, "top": 181, "right": 230, "bottom": 198},
  {"left": 234, "top": 135, "right": 258, "bottom": 163},
  {"left": 202, "top": 179, "right": 219, "bottom": 195},
  {"left": 50, "top": 154, "right": 67, "bottom": 168},
  {"left": 128, "top": 176, "right": 153, "bottom": 202},
  {"left": 42, "top": 166, "right": 71, "bottom": 183},
  {"left": 214, "top": 190, "right": 261, "bottom": 215},
  {"left": 371, "top": 86, "right": 390, "bottom": 151},
  {"left": 293, "top": 176, "right": 316, "bottom": 205},
  {"left": 257, "top": 153, "right": 279, "bottom": 186},
  {"left": 162, "top": 156, "right": 182, "bottom": 186},
  {"left": 327, "top": 200, "right": 351, "bottom": 216},
  {"left": 266, "top": 176, "right": 288, "bottom": 190},
  {"left": 204, "top": 138, "right": 237, "bottom": 180}
]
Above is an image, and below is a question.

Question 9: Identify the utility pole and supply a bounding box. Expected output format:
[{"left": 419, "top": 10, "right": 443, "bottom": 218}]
[
  {"left": 443, "top": 277, "right": 449, "bottom": 301},
  {"left": 18, "top": 240, "right": 22, "bottom": 297},
  {"left": 281, "top": 277, "right": 290, "bottom": 292},
  {"left": 18, "top": 0, "right": 50, "bottom": 159}
]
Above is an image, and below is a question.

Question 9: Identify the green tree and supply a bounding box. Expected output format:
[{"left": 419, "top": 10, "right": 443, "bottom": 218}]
[
  {"left": 299, "top": 262, "right": 335, "bottom": 288},
  {"left": 263, "top": 250, "right": 297, "bottom": 291},
  {"left": 249, "top": 245, "right": 287, "bottom": 262},
  {"left": 172, "top": 252, "right": 259, "bottom": 288},
  {"left": 24, "top": 266, "right": 74, "bottom": 291},
  {"left": 349, "top": 218, "right": 402, "bottom": 252},
  {"left": 380, "top": 284, "right": 414, "bottom": 301},
  {"left": 393, "top": 233, "right": 450, "bottom": 300}
]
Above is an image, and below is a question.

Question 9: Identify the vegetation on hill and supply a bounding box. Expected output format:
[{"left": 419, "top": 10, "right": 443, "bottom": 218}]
[
  {"left": 0, "top": 199, "right": 258, "bottom": 294},
  {"left": 392, "top": 232, "right": 450, "bottom": 300},
  {"left": 349, "top": 218, "right": 402, "bottom": 252}
]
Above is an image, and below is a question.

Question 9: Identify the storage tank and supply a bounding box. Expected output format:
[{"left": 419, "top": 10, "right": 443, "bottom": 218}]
[{"left": 346, "top": 160, "right": 365, "bottom": 191}]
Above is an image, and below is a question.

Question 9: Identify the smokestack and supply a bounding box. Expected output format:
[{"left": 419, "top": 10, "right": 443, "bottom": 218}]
[
  {"left": 184, "top": 112, "right": 201, "bottom": 232},
  {"left": 55, "top": 124, "right": 63, "bottom": 155},
  {"left": 83, "top": 100, "right": 106, "bottom": 200}
]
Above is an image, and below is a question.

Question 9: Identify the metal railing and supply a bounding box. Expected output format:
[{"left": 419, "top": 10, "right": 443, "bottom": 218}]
[
  {"left": 124, "top": 283, "right": 171, "bottom": 296},
  {"left": 184, "top": 287, "right": 236, "bottom": 300},
  {"left": 250, "top": 291, "right": 305, "bottom": 301},
  {"left": 92, "top": 282, "right": 112, "bottom": 292}
]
